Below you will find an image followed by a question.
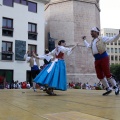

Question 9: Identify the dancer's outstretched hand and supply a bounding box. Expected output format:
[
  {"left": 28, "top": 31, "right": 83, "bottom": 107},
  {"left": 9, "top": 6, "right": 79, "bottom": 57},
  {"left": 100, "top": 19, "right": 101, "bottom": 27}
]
[
  {"left": 82, "top": 36, "right": 86, "bottom": 40},
  {"left": 71, "top": 43, "right": 78, "bottom": 50}
]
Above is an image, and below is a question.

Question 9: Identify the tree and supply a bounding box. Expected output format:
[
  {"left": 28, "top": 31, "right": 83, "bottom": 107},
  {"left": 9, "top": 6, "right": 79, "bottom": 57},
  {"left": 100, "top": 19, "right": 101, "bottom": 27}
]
[{"left": 110, "top": 64, "right": 120, "bottom": 80}]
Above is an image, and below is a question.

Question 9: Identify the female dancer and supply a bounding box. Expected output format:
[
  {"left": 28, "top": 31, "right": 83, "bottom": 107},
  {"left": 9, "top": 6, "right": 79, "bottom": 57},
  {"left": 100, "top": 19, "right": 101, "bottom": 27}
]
[{"left": 34, "top": 40, "right": 77, "bottom": 95}]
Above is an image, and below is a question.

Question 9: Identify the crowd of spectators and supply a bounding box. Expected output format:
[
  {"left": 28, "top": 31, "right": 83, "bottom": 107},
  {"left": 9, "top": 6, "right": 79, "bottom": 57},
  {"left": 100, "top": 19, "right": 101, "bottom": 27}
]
[
  {"left": 68, "top": 82, "right": 104, "bottom": 90},
  {"left": 4, "top": 80, "right": 31, "bottom": 89},
  {"left": 1, "top": 80, "right": 118, "bottom": 90}
]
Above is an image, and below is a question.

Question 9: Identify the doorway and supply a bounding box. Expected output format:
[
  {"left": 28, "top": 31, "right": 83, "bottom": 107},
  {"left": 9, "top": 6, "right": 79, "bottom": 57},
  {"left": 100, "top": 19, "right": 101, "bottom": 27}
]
[{"left": 26, "top": 70, "right": 32, "bottom": 87}]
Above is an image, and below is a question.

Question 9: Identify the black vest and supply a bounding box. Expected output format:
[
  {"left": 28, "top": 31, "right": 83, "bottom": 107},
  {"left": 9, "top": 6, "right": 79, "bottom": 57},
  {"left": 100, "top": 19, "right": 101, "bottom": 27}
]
[{"left": 44, "top": 59, "right": 51, "bottom": 65}]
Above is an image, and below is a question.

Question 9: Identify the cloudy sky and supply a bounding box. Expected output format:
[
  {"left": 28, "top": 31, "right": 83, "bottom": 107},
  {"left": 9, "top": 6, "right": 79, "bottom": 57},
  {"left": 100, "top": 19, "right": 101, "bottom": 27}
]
[{"left": 100, "top": 0, "right": 120, "bottom": 29}]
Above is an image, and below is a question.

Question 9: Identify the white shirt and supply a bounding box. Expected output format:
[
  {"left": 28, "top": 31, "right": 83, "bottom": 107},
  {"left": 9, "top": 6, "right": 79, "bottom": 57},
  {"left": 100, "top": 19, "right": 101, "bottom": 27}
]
[
  {"left": 50, "top": 45, "right": 72, "bottom": 56},
  {"left": 84, "top": 34, "right": 120, "bottom": 54},
  {"left": 27, "top": 83, "right": 30, "bottom": 87},
  {"left": 38, "top": 54, "right": 53, "bottom": 62}
]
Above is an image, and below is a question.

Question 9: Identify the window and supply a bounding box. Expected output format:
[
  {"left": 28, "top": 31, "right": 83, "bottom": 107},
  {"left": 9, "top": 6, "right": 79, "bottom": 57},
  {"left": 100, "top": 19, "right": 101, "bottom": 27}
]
[
  {"left": 114, "top": 42, "right": 117, "bottom": 45},
  {"left": 111, "top": 33, "right": 113, "bottom": 37},
  {"left": 111, "top": 42, "right": 113, "bottom": 45},
  {"left": 28, "top": 44, "right": 37, "bottom": 55},
  {"left": 28, "top": 1, "right": 37, "bottom": 13},
  {"left": 1, "top": 41, "right": 13, "bottom": 60},
  {"left": 14, "top": 0, "right": 27, "bottom": 5},
  {"left": 106, "top": 33, "right": 108, "bottom": 36},
  {"left": 107, "top": 48, "right": 109, "bottom": 53},
  {"left": 3, "top": 0, "right": 13, "bottom": 7},
  {"left": 28, "top": 23, "right": 37, "bottom": 33},
  {"left": 2, "top": 41, "right": 12, "bottom": 52},
  {"left": 115, "top": 56, "right": 118, "bottom": 61},
  {"left": 119, "top": 48, "right": 120, "bottom": 53},
  {"left": 14, "top": 0, "right": 20, "bottom": 3},
  {"left": 28, "top": 23, "right": 37, "bottom": 40},
  {"left": 21, "top": 0, "right": 27, "bottom": 5},
  {"left": 3, "top": 17, "right": 13, "bottom": 28},
  {"left": 2, "top": 18, "right": 13, "bottom": 37},
  {"left": 111, "top": 55, "right": 114, "bottom": 61},
  {"left": 111, "top": 48, "right": 114, "bottom": 53},
  {"left": 118, "top": 41, "right": 120, "bottom": 45},
  {"left": 115, "top": 48, "right": 117, "bottom": 53}
]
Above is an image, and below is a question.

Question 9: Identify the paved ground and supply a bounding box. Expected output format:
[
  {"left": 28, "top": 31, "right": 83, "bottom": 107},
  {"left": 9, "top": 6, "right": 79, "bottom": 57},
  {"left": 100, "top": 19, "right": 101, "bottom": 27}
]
[{"left": 0, "top": 89, "right": 120, "bottom": 120}]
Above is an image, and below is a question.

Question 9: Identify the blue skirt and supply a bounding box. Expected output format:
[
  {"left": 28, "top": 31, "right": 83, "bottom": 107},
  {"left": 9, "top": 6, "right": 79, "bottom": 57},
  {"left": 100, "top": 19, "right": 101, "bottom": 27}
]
[{"left": 34, "top": 60, "right": 67, "bottom": 91}]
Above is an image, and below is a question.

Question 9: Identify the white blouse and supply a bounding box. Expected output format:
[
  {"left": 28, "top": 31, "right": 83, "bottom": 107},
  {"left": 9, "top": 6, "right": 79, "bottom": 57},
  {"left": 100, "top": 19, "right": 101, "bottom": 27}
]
[
  {"left": 38, "top": 54, "right": 53, "bottom": 62},
  {"left": 50, "top": 45, "right": 72, "bottom": 56}
]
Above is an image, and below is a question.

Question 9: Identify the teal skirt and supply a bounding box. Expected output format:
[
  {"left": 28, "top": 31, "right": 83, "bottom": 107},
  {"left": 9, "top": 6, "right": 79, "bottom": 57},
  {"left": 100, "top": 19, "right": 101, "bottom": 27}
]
[{"left": 34, "top": 60, "right": 67, "bottom": 91}]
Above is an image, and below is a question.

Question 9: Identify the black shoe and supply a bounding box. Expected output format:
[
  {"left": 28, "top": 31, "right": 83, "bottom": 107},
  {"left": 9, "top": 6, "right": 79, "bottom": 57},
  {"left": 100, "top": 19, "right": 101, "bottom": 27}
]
[
  {"left": 103, "top": 90, "right": 112, "bottom": 96},
  {"left": 46, "top": 90, "right": 51, "bottom": 95},
  {"left": 115, "top": 87, "right": 119, "bottom": 95},
  {"left": 46, "top": 90, "right": 57, "bottom": 96},
  {"left": 50, "top": 92, "right": 57, "bottom": 96},
  {"left": 43, "top": 88, "right": 47, "bottom": 91}
]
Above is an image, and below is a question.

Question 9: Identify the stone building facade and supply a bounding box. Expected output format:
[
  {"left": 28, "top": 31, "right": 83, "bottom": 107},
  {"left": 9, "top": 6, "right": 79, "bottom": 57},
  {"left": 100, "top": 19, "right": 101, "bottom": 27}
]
[
  {"left": 45, "top": 0, "right": 100, "bottom": 85},
  {"left": 101, "top": 28, "right": 120, "bottom": 65}
]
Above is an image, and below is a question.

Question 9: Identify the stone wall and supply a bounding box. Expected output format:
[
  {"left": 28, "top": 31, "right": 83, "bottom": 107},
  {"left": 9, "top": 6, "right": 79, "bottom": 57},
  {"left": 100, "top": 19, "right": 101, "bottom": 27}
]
[
  {"left": 65, "top": 45, "right": 98, "bottom": 85},
  {"left": 45, "top": 0, "right": 100, "bottom": 84}
]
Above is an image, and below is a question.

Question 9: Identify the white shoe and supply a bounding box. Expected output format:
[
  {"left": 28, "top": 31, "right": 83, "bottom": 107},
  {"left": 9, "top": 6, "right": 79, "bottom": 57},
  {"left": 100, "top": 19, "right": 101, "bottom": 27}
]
[
  {"left": 115, "top": 87, "right": 119, "bottom": 95},
  {"left": 33, "top": 89, "right": 37, "bottom": 92}
]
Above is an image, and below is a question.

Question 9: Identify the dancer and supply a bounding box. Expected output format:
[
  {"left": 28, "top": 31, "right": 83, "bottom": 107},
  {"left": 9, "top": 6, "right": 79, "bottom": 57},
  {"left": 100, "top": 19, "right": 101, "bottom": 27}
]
[
  {"left": 39, "top": 49, "right": 53, "bottom": 68},
  {"left": 82, "top": 27, "right": 120, "bottom": 96},
  {"left": 24, "top": 51, "right": 40, "bottom": 92},
  {"left": 34, "top": 40, "right": 78, "bottom": 95},
  {"left": 33, "top": 49, "right": 53, "bottom": 92}
]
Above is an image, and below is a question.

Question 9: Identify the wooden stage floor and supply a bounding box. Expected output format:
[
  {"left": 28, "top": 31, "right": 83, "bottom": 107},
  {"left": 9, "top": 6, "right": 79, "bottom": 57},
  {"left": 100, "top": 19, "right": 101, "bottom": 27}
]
[{"left": 0, "top": 89, "right": 120, "bottom": 120}]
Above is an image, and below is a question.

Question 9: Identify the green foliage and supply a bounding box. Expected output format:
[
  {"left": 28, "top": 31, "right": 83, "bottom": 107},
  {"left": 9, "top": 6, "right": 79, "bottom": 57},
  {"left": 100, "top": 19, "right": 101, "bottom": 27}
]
[{"left": 110, "top": 64, "right": 120, "bottom": 80}]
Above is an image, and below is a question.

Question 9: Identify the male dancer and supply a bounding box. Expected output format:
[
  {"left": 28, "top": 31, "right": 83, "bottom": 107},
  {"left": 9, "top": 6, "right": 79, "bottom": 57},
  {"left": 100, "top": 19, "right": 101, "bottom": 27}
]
[
  {"left": 82, "top": 27, "right": 120, "bottom": 96},
  {"left": 24, "top": 51, "right": 40, "bottom": 92}
]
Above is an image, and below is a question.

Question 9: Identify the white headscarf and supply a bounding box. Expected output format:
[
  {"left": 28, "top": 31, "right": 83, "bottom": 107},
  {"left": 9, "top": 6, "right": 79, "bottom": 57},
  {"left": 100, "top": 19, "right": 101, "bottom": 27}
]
[{"left": 91, "top": 27, "right": 100, "bottom": 33}]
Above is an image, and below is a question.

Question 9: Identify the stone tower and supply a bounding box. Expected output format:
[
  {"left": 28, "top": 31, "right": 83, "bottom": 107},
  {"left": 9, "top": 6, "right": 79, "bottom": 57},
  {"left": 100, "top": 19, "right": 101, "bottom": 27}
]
[{"left": 45, "top": 0, "right": 100, "bottom": 85}]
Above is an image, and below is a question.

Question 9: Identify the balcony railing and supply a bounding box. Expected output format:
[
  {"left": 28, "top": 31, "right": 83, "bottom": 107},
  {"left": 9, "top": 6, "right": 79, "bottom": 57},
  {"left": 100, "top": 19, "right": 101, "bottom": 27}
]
[{"left": 0, "top": 52, "right": 14, "bottom": 61}]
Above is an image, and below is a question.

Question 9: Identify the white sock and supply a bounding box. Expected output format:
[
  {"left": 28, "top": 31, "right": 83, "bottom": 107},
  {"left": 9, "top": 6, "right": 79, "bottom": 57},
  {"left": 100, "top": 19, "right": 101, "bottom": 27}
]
[
  {"left": 107, "top": 77, "right": 117, "bottom": 88},
  {"left": 100, "top": 78, "right": 110, "bottom": 89},
  {"left": 33, "top": 82, "right": 36, "bottom": 89}
]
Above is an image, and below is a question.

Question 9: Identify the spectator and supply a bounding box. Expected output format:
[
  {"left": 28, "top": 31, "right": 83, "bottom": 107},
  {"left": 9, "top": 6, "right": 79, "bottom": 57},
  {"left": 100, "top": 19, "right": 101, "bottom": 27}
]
[{"left": 27, "top": 82, "right": 30, "bottom": 89}]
